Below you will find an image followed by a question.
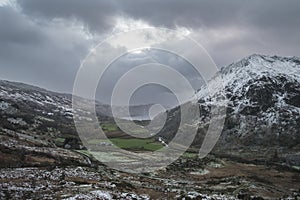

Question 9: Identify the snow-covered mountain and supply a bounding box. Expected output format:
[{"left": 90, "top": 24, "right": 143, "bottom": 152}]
[
  {"left": 0, "top": 80, "right": 118, "bottom": 149},
  {"left": 195, "top": 54, "right": 300, "bottom": 157},
  {"left": 0, "top": 80, "right": 77, "bottom": 148},
  {"left": 0, "top": 80, "right": 73, "bottom": 117},
  {"left": 156, "top": 54, "right": 300, "bottom": 163}
]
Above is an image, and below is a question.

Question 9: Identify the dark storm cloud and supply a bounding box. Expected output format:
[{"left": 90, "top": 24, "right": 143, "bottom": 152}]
[
  {"left": 0, "top": 0, "right": 300, "bottom": 103},
  {"left": 118, "top": 0, "right": 245, "bottom": 28},
  {"left": 0, "top": 5, "right": 93, "bottom": 92},
  {"left": 17, "top": 0, "right": 300, "bottom": 33},
  {"left": 115, "top": 0, "right": 300, "bottom": 65},
  {"left": 15, "top": 0, "right": 300, "bottom": 65},
  {"left": 17, "top": 0, "right": 118, "bottom": 33}
]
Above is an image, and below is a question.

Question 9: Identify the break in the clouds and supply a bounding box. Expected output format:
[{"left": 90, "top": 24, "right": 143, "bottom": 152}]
[{"left": 0, "top": 0, "right": 300, "bottom": 104}]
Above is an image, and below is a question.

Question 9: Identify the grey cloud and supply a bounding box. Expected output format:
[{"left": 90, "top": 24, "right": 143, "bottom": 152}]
[
  {"left": 96, "top": 49, "right": 202, "bottom": 106},
  {"left": 0, "top": 6, "right": 44, "bottom": 46},
  {"left": 16, "top": 0, "right": 300, "bottom": 65},
  {"left": 17, "top": 0, "right": 300, "bottom": 32},
  {"left": 0, "top": 5, "right": 93, "bottom": 92},
  {"left": 17, "top": 0, "right": 118, "bottom": 33},
  {"left": 17, "top": 0, "right": 244, "bottom": 31},
  {"left": 1, "top": 0, "right": 300, "bottom": 106}
]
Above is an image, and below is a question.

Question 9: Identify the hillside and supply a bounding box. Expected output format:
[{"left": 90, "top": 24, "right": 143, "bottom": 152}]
[{"left": 158, "top": 54, "right": 300, "bottom": 166}]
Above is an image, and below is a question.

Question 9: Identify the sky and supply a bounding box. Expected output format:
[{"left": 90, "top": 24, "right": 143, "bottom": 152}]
[{"left": 0, "top": 0, "right": 300, "bottom": 106}]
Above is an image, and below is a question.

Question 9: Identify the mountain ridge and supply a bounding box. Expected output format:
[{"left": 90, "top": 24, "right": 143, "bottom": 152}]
[{"left": 154, "top": 54, "right": 300, "bottom": 166}]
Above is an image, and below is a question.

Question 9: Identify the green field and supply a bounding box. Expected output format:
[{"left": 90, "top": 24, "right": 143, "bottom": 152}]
[
  {"left": 88, "top": 121, "right": 164, "bottom": 151},
  {"left": 87, "top": 138, "right": 163, "bottom": 151},
  {"left": 111, "top": 138, "right": 163, "bottom": 151},
  {"left": 100, "top": 122, "right": 119, "bottom": 132}
]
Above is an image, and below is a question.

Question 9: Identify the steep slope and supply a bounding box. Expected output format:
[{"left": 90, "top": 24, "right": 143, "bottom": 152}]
[
  {"left": 0, "top": 81, "right": 77, "bottom": 146},
  {"left": 0, "top": 81, "right": 99, "bottom": 168},
  {"left": 156, "top": 54, "right": 300, "bottom": 165},
  {"left": 0, "top": 80, "right": 116, "bottom": 151},
  {"left": 196, "top": 54, "right": 300, "bottom": 163}
]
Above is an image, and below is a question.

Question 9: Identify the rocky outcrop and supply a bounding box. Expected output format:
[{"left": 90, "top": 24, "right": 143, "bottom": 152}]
[{"left": 0, "top": 130, "right": 91, "bottom": 168}]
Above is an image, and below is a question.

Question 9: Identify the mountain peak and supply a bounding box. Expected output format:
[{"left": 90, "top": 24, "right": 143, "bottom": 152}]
[
  {"left": 195, "top": 54, "right": 300, "bottom": 153},
  {"left": 219, "top": 54, "right": 300, "bottom": 84}
]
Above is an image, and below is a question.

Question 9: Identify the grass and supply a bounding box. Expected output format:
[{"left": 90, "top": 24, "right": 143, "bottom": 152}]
[
  {"left": 183, "top": 152, "right": 198, "bottom": 158},
  {"left": 54, "top": 137, "right": 65, "bottom": 146},
  {"left": 87, "top": 138, "right": 163, "bottom": 151},
  {"left": 111, "top": 138, "right": 163, "bottom": 151},
  {"left": 100, "top": 122, "right": 119, "bottom": 132},
  {"left": 87, "top": 122, "right": 164, "bottom": 151}
]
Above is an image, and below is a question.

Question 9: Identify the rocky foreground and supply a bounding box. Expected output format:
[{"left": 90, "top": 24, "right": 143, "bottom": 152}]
[{"left": 1, "top": 130, "right": 300, "bottom": 200}]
